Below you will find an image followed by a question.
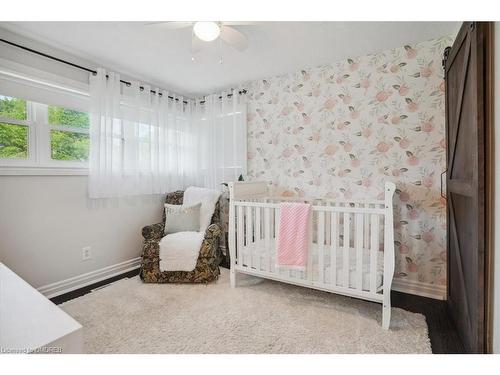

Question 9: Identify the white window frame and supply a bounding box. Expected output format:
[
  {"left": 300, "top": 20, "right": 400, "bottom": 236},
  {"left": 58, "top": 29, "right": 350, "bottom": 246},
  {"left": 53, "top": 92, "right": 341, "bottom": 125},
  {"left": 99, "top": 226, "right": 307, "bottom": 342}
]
[{"left": 0, "top": 97, "right": 90, "bottom": 175}]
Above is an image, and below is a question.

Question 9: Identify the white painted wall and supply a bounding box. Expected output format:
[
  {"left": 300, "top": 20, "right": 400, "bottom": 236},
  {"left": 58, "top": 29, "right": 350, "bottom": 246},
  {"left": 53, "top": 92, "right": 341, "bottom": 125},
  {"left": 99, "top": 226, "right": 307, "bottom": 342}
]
[
  {"left": 0, "top": 28, "right": 166, "bottom": 289},
  {"left": 493, "top": 22, "right": 500, "bottom": 354},
  {"left": 0, "top": 176, "right": 163, "bottom": 288}
]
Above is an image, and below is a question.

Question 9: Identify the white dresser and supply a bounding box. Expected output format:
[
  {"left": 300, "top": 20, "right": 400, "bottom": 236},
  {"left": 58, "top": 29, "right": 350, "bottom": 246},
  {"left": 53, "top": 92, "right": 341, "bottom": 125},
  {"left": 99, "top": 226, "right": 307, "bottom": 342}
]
[{"left": 0, "top": 263, "right": 83, "bottom": 354}]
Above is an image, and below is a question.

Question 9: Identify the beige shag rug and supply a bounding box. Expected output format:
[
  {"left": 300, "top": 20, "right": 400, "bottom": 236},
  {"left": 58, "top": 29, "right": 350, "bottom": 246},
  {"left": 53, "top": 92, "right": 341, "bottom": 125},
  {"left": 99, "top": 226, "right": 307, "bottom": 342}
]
[{"left": 61, "top": 269, "right": 431, "bottom": 354}]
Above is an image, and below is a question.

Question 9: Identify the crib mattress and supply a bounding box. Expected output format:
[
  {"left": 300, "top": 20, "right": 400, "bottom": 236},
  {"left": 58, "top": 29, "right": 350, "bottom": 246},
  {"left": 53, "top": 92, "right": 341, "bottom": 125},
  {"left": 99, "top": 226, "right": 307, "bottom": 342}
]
[{"left": 238, "top": 240, "right": 384, "bottom": 291}]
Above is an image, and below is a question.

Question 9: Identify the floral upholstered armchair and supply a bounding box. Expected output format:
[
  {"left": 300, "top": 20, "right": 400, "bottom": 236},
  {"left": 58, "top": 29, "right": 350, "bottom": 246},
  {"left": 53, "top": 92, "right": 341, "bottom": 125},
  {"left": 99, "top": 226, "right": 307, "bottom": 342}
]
[{"left": 140, "top": 190, "right": 224, "bottom": 283}]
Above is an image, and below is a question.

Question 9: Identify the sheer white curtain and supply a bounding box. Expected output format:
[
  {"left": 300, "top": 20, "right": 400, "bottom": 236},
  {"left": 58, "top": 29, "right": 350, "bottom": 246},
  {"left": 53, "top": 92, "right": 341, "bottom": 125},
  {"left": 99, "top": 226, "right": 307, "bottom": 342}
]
[
  {"left": 193, "top": 90, "right": 247, "bottom": 190},
  {"left": 88, "top": 69, "right": 201, "bottom": 198}
]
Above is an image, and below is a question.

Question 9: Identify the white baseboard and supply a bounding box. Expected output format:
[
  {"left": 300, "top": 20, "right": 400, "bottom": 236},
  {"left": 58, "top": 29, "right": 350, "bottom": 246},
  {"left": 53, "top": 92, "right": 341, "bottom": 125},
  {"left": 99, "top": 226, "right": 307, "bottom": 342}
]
[
  {"left": 392, "top": 278, "right": 446, "bottom": 300},
  {"left": 38, "top": 257, "right": 141, "bottom": 298},
  {"left": 37, "top": 258, "right": 445, "bottom": 301}
]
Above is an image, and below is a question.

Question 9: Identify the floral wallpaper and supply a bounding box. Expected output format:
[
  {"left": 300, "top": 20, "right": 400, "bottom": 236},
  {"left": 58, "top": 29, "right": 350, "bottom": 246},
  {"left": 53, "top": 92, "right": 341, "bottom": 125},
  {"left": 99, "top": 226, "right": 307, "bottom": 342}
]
[{"left": 244, "top": 36, "right": 453, "bottom": 291}]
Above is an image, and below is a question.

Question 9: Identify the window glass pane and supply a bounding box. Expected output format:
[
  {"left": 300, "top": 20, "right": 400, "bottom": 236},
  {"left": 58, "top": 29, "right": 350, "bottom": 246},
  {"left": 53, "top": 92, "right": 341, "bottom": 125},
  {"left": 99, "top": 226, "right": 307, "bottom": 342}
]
[
  {"left": 48, "top": 106, "right": 89, "bottom": 129},
  {"left": 50, "top": 130, "right": 89, "bottom": 161},
  {"left": 0, "top": 122, "right": 28, "bottom": 159},
  {"left": 0, "top": 95, "right": 27, "bottom": 120}
]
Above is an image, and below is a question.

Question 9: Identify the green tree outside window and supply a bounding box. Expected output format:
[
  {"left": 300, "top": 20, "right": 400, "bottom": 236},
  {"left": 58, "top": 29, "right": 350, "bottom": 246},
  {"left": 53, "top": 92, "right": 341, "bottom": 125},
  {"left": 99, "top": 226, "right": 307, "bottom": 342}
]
[
  {"left": 0, "top": 123, "right": 28, "bottom": 159},
  {"left": 0, "top": 95, "right": 27, "bottom": 120},
  {"left": 48, "top": 106, "right": 90, "bottom": 161},
  {"left": 50, "top": 130, "right": 89, "bottom": 161},
  {"left": 48, "top": 106, "right": 89, "bottom": 129},
  {"left": 0, "top": 96, "right": 28, "bottom": 159}
]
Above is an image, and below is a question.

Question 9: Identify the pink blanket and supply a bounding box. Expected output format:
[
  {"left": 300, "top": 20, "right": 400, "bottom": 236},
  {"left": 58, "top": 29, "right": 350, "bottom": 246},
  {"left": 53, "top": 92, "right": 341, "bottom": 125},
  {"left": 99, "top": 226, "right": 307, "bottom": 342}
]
[{"left": 276, "top": 202, "right": 311, "bottom": 270}]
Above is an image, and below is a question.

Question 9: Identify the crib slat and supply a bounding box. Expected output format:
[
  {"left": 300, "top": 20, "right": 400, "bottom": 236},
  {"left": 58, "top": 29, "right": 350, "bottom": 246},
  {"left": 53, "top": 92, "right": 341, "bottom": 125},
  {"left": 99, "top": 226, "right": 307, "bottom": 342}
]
[
  {"left": 355, "top": 213, "right": 363, "bottom": 290},
  {"left": 364, "top": 207, "right": 370, "bottom": 249},
  {"left": 264, "top": 207, "right": 271, "bottom": 272},
  {"left": 307, "top": 216, "right": 313, "bottom": 282},
  {"left": 274, "top": 207, "right": 280, "bottom": 274},
  {"left": 343, "top": 212, "right": 350, "bottom": 288},
  {"left": 330, "top": 212, "right": 338, "bottom": 286},
  {"left": 318, "top": 211, "right": 325, "bottom": 284},
  {"left": 237, "top": 205, "right": 244, "bottom": 267},
  {"left": 255, "top": 206, "right": 261, "bottom": 271},
  {"left": 274, "top": 207, "right": 279, "bottom": 238},
  {"left": 325, "top": 208, "right": 331, "bottom": 246},
  {"left": 370, "top": 213, "right": 379, "bottom": 293},
  {"left": 246, "top": 206, "right": 253, "bottom": 268}
]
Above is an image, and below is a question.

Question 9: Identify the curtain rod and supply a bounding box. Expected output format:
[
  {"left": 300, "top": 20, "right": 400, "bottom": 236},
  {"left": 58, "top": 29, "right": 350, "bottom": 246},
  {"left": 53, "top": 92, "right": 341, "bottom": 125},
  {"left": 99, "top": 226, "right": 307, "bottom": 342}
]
[{"left": 0, "top": 38, "right": 247, "bottom": 104}]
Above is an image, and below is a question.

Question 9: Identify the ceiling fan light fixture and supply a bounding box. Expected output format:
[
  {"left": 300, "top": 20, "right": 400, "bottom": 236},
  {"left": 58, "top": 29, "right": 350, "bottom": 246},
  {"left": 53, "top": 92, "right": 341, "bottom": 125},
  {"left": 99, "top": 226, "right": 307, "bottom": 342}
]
[{"left": 193, "top": 21, "right": 220, "bottom": 42}]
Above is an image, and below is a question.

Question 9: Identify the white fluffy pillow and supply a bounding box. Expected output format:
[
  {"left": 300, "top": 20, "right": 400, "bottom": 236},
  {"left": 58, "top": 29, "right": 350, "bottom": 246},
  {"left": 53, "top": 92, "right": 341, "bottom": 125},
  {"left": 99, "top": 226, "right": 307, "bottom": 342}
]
[{"left": 183, "top": 187, "right": 221, "bottom": 233}]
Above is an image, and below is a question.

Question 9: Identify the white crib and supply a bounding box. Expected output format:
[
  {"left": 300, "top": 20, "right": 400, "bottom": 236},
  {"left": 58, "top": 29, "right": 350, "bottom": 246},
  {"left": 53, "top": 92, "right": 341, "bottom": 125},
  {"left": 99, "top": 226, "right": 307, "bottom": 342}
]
[{"left": 228, "top": 181, "right": 396, "bottom": 329}]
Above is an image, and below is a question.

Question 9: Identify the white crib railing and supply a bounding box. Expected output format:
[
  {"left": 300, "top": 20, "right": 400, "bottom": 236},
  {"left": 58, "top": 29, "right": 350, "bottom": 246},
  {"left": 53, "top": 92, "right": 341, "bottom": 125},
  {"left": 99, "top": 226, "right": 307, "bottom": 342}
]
[{"left": 228, "top": 181, "right": 396, "bottom": 329}]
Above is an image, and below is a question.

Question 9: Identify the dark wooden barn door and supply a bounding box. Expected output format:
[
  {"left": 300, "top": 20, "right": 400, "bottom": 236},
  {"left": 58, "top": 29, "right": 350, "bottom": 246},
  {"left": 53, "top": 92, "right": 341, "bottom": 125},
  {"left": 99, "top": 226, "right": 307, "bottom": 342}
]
[{"left": 444, "top": 22, "right": 491, "bottom": 353}]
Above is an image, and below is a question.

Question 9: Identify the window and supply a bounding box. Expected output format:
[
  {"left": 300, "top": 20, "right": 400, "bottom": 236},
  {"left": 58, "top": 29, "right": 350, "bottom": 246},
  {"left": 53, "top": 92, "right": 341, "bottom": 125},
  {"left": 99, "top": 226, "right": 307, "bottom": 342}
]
[
  {"left": 48, "top": 106, "right": 89, "bottom": 161},
  {"left": 0, "top": 94, "right": 90, "bottom": 173},
  {"left": 0, "top": 95, "right": 30, "bottom": 160},
  {"left": 196, "top": 104, "right": 247, "bottom": 187}
]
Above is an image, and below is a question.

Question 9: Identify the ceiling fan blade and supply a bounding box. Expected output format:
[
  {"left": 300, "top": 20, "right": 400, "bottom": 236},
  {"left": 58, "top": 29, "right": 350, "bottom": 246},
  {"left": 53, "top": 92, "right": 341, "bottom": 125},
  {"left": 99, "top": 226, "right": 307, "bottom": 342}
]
[
  {"left": 221, "top": 21, "right": 257, "bottom": 26},
  {"left": 144, "top": 21, "right": 193, "bottom": 29},
  {"left": 191, "top": 33, "right": 202, "bottom": 53},
  {"left": 219, "top": 26, "right": 248, "bottom": 51}
]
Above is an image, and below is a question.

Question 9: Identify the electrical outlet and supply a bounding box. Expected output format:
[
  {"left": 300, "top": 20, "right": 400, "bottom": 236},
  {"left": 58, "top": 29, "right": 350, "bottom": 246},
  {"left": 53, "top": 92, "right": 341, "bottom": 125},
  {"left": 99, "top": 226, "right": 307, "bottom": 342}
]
[{"left": 82, "top": 246, "right": 92, "bottom": 261}]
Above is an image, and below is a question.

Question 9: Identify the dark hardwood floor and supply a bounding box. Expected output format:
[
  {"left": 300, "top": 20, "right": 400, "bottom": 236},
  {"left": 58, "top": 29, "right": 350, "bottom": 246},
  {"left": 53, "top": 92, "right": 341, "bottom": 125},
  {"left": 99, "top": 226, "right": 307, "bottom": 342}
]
[
  {"left": 50, "top": 269, "right": 140, "bottom": 305},
  {"left": 391, "top": 291, "right": 465, "bottom": 353},
  {"left": 52, "top": 269, "right": 465, "bottom": 354}
]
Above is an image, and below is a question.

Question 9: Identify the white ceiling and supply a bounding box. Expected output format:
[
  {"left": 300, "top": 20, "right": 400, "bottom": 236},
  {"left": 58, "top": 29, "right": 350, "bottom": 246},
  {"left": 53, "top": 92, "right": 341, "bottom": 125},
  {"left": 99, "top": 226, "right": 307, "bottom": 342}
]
[{"left": 1, "top": 22, "right": 460, "bottom": 97}]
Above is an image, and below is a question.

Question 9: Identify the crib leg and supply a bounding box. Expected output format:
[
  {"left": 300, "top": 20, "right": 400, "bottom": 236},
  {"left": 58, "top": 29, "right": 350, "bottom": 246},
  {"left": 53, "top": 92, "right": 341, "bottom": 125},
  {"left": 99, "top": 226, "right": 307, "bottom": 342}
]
[{"left": 382, "top": 295, "right": 391, "bottom": 330}]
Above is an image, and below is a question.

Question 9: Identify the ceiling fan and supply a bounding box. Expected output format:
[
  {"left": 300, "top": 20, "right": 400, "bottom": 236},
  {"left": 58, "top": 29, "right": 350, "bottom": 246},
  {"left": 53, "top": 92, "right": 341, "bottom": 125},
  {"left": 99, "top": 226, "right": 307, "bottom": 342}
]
[{"left": 146, "top": 21, "right": 255, "bottom": 53}]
